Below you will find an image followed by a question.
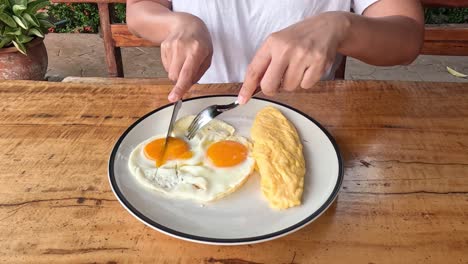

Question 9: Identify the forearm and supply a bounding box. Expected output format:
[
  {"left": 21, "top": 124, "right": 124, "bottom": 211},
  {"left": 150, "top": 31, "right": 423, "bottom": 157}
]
[
  {"left": 126, "top": 0, "right": 175, "bottom": 44},
  {"left": 338, "top": 12, "right": 424, "bottom": 66}
]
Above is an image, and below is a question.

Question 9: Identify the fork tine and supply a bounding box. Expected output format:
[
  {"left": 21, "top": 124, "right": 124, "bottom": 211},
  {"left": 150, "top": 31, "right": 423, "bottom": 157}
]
[
  {"left": 187, "top": 111, "right": 206, "bottom": 134},
  {"left": 187, "top": 116, "right": 205, "bottom": 139},
  {"left": 187, "top": 115, "right": 211, "bottom": 140},
  {"left": 187, "top": 125, "right": 199, "bottom": 140},
  {"left": 187, "top": 128, "right": 197, "bottom": 140},
  {"left": 186, "top": 116, "right": 202, "bottom": 139},
  {"left": 186, "top": 100, "right": 238, "bottom": 140},
  {"left": 193, "top": 117, "right": 210, "bottom": 136},
  {"left": 187, "top": 114, "right": 201, "bottom": 133}
]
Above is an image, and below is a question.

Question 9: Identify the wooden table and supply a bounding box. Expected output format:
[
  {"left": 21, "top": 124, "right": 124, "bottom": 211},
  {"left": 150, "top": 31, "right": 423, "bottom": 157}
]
[{"left": 1, "top": 80, "right": 467, "bottom": 263}]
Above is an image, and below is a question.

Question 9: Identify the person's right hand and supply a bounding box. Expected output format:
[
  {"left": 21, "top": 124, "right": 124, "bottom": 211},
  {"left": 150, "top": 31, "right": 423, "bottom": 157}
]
[{"left": 162, "top": 13, "right": 213, "bottom": 102}]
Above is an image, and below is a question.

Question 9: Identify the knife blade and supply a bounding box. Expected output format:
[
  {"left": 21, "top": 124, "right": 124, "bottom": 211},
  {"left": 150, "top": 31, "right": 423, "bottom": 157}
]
[{"left": 158, "top": 99, "right": 182, "bottom": 167}]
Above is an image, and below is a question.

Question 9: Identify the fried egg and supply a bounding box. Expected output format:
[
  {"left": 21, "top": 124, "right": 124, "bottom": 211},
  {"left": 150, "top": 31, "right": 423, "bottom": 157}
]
[{"left": 128, "top": 116, "right": 255, "bottom": 202}]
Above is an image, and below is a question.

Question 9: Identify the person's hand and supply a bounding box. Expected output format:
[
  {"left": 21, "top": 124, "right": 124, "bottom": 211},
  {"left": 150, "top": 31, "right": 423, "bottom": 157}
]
[
  {"left": 162, "top": 13, "right": 213, "bottom": 102},
  {"left": 238, "top": 12, "right": 351, "bottom": 104}
]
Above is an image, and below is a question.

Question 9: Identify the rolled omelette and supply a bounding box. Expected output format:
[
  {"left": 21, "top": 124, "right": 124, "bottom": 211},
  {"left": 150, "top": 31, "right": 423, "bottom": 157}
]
[{"left": 251, "top": 106, "right": 305, "bottom": 209}]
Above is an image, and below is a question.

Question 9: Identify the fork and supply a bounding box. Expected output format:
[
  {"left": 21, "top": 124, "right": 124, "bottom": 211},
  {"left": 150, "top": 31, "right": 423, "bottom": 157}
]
[{"left": 185, "top": 87, "right": 262, "bottom": 140}]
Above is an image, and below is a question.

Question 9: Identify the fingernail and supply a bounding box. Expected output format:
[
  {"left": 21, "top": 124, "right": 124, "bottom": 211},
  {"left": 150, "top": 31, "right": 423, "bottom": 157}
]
[
  {"left": 237, "top": 95, "right": 247, "bottom": 105},
  {"left": 168, "top": 92, "right": 178, "bottom": 102}
]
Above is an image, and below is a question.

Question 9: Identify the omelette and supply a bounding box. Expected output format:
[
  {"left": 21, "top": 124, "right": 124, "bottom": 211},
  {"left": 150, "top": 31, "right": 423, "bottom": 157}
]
[{"left": 251, "top": 106, "right": 305, "bottom": 209}]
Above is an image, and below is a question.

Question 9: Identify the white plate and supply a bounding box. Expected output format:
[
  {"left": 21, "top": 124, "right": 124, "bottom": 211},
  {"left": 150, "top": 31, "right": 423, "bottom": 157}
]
[{"left": 108, "top": 95, "right": 343, "bottom": 245}]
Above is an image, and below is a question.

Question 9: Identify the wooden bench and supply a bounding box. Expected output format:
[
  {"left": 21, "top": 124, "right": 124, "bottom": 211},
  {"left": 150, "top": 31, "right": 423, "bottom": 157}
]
[
  {"left": 61, "top": 76, "right": 172, "bottom": 84},
  {"left": 51, "top": 0, "right": 468, "bottom": 78}
]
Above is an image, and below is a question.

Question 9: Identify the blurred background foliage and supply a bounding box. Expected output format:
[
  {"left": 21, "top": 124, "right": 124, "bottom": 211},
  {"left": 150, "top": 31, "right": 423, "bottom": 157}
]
[
  {"left": 49, "top": 3, "right": 125, "bottom": 33},
  {"left": 48, "top": 4, "right": 468, "bottom": 34},
  {"left": 425, "top": 7, "right": 468, "bottom": 24}
]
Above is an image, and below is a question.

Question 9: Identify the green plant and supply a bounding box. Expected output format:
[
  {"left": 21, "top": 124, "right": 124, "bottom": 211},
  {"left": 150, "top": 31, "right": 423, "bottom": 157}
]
[
  {"left": 0, "top": 0, "right": 53, "bottom": 54},
  {"left": 425, "top": 8, "right": 468, "bottom": 24},
  {"left": 47, "top": 4, "right": 468, "bottom": 33},
  {"left": 48, "top": 3, "right": 125, "bottom": 33},
  {"left": 113, "top": 3, "right": 125, "bottom": 23},
  {"left": 48, "top": 3, "right": 99, "bottom": 33}
]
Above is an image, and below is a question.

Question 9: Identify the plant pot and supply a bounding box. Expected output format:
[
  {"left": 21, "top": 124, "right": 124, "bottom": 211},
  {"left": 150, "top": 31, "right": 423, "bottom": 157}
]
[{"left": 0, "top": 38, "right": 48, "bottom": 80}]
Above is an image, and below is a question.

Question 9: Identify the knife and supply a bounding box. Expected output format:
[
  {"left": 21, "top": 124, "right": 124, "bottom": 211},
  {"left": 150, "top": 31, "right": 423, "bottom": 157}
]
[{"left": 158, "top": 99, "right": 183, "bottom": 167}]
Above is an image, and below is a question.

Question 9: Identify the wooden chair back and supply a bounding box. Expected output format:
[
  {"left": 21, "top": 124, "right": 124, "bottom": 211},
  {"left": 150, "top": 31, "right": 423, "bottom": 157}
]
[
  {"left": 51, "top": 0, "right": 468, "bottom": 78},
  {"left": 337, "top": 0, "right": 468, "bottom": 79}
]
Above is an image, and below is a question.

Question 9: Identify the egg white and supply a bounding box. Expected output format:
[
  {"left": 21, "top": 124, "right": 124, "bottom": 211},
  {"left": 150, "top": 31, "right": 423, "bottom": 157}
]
[{"left": 128, "top": 115, "right": 255, "bottom": 203}]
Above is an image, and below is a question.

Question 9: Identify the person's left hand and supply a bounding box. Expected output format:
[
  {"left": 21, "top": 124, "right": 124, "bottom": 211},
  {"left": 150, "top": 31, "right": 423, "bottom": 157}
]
[{"left": 238, "top": 11, "right": 351, "bottom": 104}]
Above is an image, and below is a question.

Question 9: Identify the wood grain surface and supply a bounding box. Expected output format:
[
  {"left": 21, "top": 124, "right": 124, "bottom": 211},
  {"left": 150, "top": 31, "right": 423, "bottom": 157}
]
[
  {"left": 422, "top": 25, "right": 468, "bottom": 56},
  {"left": 0, "top": 80, "right": 467, "bottom": 264},
  {"left": 98, "top": 3, "right": 123, "bottom": 77},
  {"left": 61, "top": 76, "right": 173, "bottom": 85},
  {"left": 110, "top": 24, "right": 156, "bottom": 48}
]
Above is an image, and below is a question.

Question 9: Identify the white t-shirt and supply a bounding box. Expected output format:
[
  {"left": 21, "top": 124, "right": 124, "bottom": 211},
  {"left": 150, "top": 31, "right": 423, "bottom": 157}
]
[{"left": 171, "top": 0, "right": 379, "bottom": 83}]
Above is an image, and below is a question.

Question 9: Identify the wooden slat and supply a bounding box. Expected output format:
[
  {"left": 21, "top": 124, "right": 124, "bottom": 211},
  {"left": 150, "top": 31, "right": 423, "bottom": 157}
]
[
  {"left": 421, "top": 25, "right": 468, "bottom": 55},
  {"left": 421, "top": 0, "right": 468, "bottom": 7},
  {"left": 98, "top": 3, "right": 124, "bottom": 77},
  {"left": 425, "top": 25, "right": 468, "bottom": 41},
  {"left": 62, "top": 76, "right": 172, "bottom": 85},
  {"left": 421, "top": 41, "right": 468, "bottom": 55},
  {"left": 110, "top": 23, "right": 468, "bottom": 56},
  {"left": 110, "top": 24, "right": 158, "bottom": 47}
]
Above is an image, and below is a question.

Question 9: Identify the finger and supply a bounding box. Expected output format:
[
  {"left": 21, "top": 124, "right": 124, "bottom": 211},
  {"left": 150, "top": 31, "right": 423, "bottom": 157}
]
[
  {"left": 168, "top": 56, "right": 197, "bottom": 102},
  {"left": 300, "top": 62, "right": 326, "bottom": 89},
  {"left": 238, "top": 44, "right": 271, "bottom": 104},
  {"left": 160, "top": 41, "right": 171, "bottom": 72},
  {"left": 168, "top": 47, "right": 185, "bottom": 82},
  {"left": 282, "top": 62, "right": 307, "bottom": 92},
  {"left": 192, "top": 54, "right": 212, "bottom": 83},
  {"left": 259, "top": 56, "right": 288, "bottom": 96}
]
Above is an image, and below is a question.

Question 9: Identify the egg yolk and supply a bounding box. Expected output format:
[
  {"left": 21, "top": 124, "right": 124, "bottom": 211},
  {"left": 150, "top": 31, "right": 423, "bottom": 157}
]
[
  {"left": 144, "top": 137, "right": 192, "bottom": 167},
  {"left": 207, "top": 140, "right": 248, "bottom": 167}
]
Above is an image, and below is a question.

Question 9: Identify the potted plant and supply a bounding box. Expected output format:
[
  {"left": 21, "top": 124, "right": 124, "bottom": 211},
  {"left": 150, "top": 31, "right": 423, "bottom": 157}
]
[{"left": 0, "top": 0, "right": 53, "bottom": 80}]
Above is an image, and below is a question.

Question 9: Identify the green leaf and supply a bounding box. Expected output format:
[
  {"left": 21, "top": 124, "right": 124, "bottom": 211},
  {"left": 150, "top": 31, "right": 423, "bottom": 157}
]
[
  {"left": 4, "top": 26, "right": 21, "bottom": 35},
  {"left": 0, "top": 36, "right": 12, "bottom": 48},
  {"left": 12, "top": 39, "right": 26, "bottom": 54},
  {"left": 0, "top": 4, "right": 6, "bottom": 13},
  {"left": 12, "top": 15, "right": 27, "bottom": 29},
  {"left": 13, "top": 0, "right": 26, "bottom": 6},
  {"left": 38, "top": 18, "right": 51, "bottom": 28},
  {"left": 23, "top": 12, "right": 38, "bottom": 26},
  {"left": 28, "top": 27, "right": 42, "bottom": 37},
  {"left": 35, "top": 11, "right": 48, "bottom": 19},
  {"left": 15, "top": 34, "right": 32, "bottom": 43},
  {"left": 0, "top": 12, "right": 16, "bottom": 27},
  {"left": 26, "top": 0, "right": 48, "bottom": 14},
  {"left": 12, "top": 4, "right": 26, "bottom": 15},
  {"left": 2, "top": 0, "right": 12, "bottom": 8}
]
